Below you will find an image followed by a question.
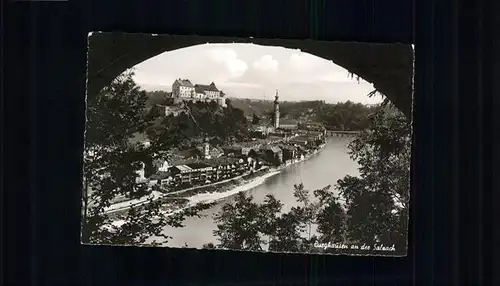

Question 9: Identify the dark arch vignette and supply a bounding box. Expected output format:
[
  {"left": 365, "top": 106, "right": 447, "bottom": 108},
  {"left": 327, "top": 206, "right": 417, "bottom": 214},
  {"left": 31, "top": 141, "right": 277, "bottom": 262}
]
[{"left": 81, "top": 32, "right": 413, "bottom": 259}]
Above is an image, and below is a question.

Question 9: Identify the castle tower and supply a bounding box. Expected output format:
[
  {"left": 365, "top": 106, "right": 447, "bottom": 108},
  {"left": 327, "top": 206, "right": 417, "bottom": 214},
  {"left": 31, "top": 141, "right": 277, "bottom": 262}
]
[{"left": 273, "top": 90, "right": 280, "bottom": 129}]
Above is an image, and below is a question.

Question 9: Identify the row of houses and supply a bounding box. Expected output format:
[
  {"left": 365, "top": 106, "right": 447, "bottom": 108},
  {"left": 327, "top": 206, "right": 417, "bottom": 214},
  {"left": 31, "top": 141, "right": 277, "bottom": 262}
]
[
  {"left": 288, "top": 133, "right": 325, "bottom": 148},
  {"left": 147, "top": 146, "right": 288, "bottom": 191},
  {"left": 149, "top": 157, "right": 258, "bottom": 189},
  {"left": 222, "top": 136, "right": 285, "bottom": 157},
  {"left": 223, "top": 136, "right": 324, "bottom": 167},
  {"left": 144, "top": 142, "right": 291, "bottom": 190},
  {"left": 225, "top": 131, "right": 324, "bottom": 155},
  {"left": 250, "top": 120, "right": 326, "bottom": 139},
  {"left": 134, "top": 130, "right": 326, "bottom": 192}
]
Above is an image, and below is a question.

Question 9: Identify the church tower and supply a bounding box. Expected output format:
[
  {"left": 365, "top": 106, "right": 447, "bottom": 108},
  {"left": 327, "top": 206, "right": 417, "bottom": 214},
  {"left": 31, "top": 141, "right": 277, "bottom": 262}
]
[
  {"left": 202, "top": 136, "right": 211, "bottom": 159},
  {"left": 273, "top": 90, "right": 280, "bottom": 129}
]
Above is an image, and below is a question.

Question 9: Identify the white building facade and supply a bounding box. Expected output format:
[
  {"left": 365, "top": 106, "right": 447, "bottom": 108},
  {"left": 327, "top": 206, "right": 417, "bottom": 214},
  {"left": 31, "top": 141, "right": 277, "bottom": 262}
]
[
  {"left": 171, "top": 79, "right": 226, "bottom": 107},
  {"left": 172, "top": 79, "right": 195, "bottom": 99}
]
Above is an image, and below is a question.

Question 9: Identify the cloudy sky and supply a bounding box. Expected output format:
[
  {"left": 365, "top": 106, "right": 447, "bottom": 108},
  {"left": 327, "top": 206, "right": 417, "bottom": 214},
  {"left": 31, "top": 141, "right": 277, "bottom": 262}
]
[{"left": 132, "top": 43, "right": 383, "bottom": 104}]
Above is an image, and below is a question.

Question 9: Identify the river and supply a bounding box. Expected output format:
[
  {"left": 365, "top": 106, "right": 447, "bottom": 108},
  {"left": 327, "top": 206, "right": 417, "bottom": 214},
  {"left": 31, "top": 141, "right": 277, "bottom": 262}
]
[{"left": 159, "top": 137, "right": 360, "bottom": 248}]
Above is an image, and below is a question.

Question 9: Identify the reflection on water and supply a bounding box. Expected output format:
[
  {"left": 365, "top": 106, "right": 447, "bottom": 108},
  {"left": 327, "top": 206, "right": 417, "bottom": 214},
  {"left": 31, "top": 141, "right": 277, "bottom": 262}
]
[{"left": 160, "top": 138, "right": 360, "bottom": 248}]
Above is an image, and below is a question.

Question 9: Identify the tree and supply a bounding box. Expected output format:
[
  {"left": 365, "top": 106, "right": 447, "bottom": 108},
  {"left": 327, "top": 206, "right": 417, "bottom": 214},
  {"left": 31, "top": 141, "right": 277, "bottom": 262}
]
[
  {"left": 264, "top": 184, "right": 322, "bottom": 253},
  {"left": 81, "top": 69, "right": 212, "bottom": 245},
  {"left": 206, "top": 102, "right": 410, "bottom": 254},
  {"left": 209, "top": 184, "right": 345, "bottom": 253},
  {"left": 279, "top": 184, "right": 345, "bottom": 252},
  {"left": 202, "top": 242, "right": 216, "bottom": 249},
  {"left": 147, "top": 100, "right": 249, "bottom": 146},
  {"left": 211, "top": 192, "right": 291, "bottom": 251},
  {"left": 220, "top": 102, "right": 250, "bottom": 142},
  {"left": 144, "top": 90, "right": 171, "bottom": 106},
  {"left": 267, "top": 211, "right": 304, "bottom": 252},
  {"left": 289, "top": 183, "right": 318, "bottom": 241},
  {"left": 315, "top": 101, "right": 376, "bottom": 131},
  {"left": 314, "top": 186, "right": 346, "bottom": 244},
  {"left": 252, "top": 113, "right": 261, "bottom": 125},
  {"left": 336, "top": 103, "right": 410, "bottom": 253},
  {"left": 212, "top": 192, "right": 264, "bottom": 250}
]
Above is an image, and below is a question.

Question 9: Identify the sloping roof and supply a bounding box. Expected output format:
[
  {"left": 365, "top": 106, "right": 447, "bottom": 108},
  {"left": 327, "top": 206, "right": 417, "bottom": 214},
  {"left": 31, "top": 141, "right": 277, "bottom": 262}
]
[
  {"left": 172, "top": 165, "right": 193, "bottom": 172},
  {"left": 280, "top": 119, "right": 299, "bottom": 125},
  {"left": 306, "top": 122, "right": 324, "bottom": 126},
  {"left": 168, "top": 158, "right": 198, "bottom": 166},
  {"left": 209, "top": 82, "right": 218, "bottom": 90},
  {"left": 259, "top": 118, "right": 273, "bottom": 126},
  {"left": 210, "top": 147, "right": 224, "bottom": 157},
  {"left": 261, "top": 137, "right": 283, "bottom": 144},
  {"left": 296, "top": 145, "right": 307, "bottom": 152},
  {"left": 150, "top": 171, "right": 172, "bottom": 180},
  {"left": 290, "top": 136, "right": 309, "bottom": 143},
  {"left": 195, "top": 83, "right": 219, "bottom": 92},
  {"left": 152, "top": 158, "right": 169, "bottom": 168},
  {"left": 306, "top": 130, "right": 323, "bottom": 135},
  {"left": 194, "top": 146, "right": 223, "bottom": 157},
  {"left": 186, "top": 162, "right": 211, "bottom": 169},
  {"left": 278, "top": 144, "right": 297, "bottom": 151},
  {"left": 194, "top": 85, "right": 207, "bottom": 94},
  {"left": 175, "top": 79, "right": 194, "bottom": 88},
  {"left": 204, "top": 157, "right": 241, "bottom": 166},
  {"left": 263, "top": 146, "right": 282, "bottom": 153},
  {"left": 233, "top": 141, "right": 261, "bottom": 148}
]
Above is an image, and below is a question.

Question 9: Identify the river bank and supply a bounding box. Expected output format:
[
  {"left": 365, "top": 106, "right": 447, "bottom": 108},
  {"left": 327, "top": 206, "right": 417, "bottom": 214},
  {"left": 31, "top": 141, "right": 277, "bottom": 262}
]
[
  {"left": 159, "top": 138, "right": 360, "bottom": 248},
  {"left": 107, "top": 142, "right": 328, "bottom": 226},
  {"left": 171, "top": 170, "right": 282, "bottom": 212},
  {"left": 162, "top": 142, "right": 328, "bottom": 213},
  {"left": 103, "top": 171, "right": 255, "bottom": 214}
]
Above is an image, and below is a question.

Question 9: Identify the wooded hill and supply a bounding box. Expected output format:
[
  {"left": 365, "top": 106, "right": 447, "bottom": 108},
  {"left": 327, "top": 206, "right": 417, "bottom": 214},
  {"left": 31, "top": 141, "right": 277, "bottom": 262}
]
[
  {"left": 143, "top": 91, "right": 380, "bottom": 131},
  {"left": 228, "top": 98, "right": 379, "bottom": 131}
]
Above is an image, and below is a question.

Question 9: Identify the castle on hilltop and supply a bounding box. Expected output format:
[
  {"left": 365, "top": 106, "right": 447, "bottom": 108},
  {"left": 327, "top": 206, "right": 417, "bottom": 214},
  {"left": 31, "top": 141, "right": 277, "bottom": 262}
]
[{"left": 171, "top": 79, "right": 226, "bottom": 107}]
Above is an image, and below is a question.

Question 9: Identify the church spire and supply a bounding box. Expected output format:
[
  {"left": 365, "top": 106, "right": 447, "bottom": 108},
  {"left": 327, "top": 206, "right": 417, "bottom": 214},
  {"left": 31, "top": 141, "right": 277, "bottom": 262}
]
[{"left": 273, "top": 90, "right": 280, "bottom": 129}]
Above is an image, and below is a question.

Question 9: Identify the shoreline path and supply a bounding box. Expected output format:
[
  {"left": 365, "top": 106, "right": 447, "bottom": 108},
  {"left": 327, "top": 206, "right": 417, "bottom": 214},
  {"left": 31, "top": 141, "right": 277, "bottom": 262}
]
[{"left": 103, "top": 143, "right": 328, "bottom": 215}]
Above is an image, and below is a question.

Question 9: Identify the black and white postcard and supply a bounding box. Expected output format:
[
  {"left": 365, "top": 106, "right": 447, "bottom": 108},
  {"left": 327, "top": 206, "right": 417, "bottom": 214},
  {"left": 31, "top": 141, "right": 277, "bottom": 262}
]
[{"left": 82, "top": 32, "right": 413, "bottom": 256}]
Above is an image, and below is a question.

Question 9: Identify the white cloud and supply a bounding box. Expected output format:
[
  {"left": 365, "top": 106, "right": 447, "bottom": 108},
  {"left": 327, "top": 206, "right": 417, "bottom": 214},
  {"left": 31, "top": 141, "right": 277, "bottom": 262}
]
[
  {"left": 206, "top": 47, "right": 248, "bottom": 78},
  {"left": 133, "top": 70, "right": 175, "bottom": 86},
  {"left": 131, "top": 43, "right": 383, "bottom": 104},
  {"left": 206, "top": 47, "right": 237, "bottom": 62},
  {"left": 219, "top": 82, "right": 262, "bottom": 89},
  {"left": 287, "top": 53, "right": 315, "bottom": 72},
  {"left": 252, "top": 55, "right": 279, "bottom": 72}
]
